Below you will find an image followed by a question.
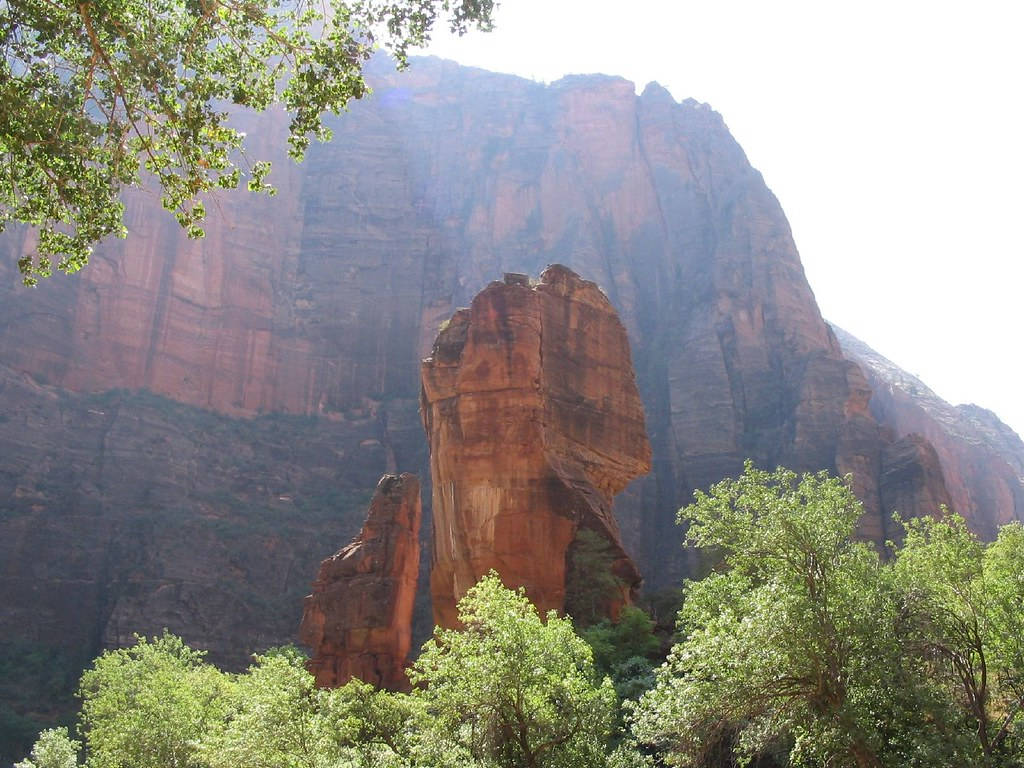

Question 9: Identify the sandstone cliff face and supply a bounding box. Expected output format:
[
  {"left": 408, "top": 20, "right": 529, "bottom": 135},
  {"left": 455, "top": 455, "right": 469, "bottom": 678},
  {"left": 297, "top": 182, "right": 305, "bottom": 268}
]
[
  {"left": 0, "top": 359, "right": 402, "bottom": 760},
  {"left": 0, "top": 55, "right": 996, "bottom": 756},
  {"left": 300, "top": 473, "right": 420, "bottom": 690},
  {"left": 0, "top": 57, "right": 958, "bottom": 586},
  {"left": 0, "top": 363, "right": 393, "bottom": 662},
  {"left": 421, "top": 267, "right": 650, "bottom": 627},
  {"left": 834, "top": 325, "right": 1024, "bottom": 538}
]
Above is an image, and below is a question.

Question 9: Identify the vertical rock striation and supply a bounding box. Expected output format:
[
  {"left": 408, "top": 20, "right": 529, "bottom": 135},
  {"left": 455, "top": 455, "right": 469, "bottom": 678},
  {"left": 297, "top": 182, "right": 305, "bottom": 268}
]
[
  {"left": 299, "top": 473, "right": 421, "bottom": 690},
  {"left": 1, "top": 56, "right": 1017, "bottom": 754},
  {"left": 421, "top": 266, "right": 650, "bottom": 628},
  {"left": 834, "top": 325, "right": 1024, "bottom": 538}
]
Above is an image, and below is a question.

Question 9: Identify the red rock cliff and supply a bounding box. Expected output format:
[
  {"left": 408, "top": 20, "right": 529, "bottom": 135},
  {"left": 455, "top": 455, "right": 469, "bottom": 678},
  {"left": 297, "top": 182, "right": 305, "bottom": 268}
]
[
  {"left": 421, "top": 267, "right": 650, "bottom": 627},
  {"left": 0, "top": 56, "right": 1004, "bottom": 749},
  {"left": 834, "top": 325, "right": 1024, "bottom": 538},
  {"left": 299, "top": 473, "right": 420, "bottom": 690}
]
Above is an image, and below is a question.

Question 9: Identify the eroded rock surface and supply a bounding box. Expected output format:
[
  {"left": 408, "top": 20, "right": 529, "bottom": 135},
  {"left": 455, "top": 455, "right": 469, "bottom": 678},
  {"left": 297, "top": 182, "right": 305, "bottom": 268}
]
[
  {"left": 421, "top": 266, "right": 650, "bottom": 627},
  {"left": 834, "top": 325, "right": 1024, "bottom": 538},
  {"left": 0, "top": 55, "right": 1014, "bottom": 757},
  {"left": 300, "top": 473, "right": 420, "bottom": 690}
]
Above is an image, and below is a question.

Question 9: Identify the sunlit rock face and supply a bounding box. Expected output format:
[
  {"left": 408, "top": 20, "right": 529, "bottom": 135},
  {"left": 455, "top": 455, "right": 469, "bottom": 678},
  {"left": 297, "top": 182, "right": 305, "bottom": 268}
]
[
  {"left": 835, "top": 325, "right": 1024, "bottom": 539},
  {"left": 0, "top": 53, "right": 1006, "bottom": 731},
  {"left": 300, "top": 473, "right": 421, "bottom": 691},
  {"left": 421, "top": 266, "right": 650, "bottom": 628}
]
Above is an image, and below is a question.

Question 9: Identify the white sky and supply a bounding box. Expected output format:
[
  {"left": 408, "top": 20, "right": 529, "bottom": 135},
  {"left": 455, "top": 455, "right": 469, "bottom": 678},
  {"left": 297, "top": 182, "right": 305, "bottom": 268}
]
[{"left": 422, "top": 0, "right": 1024, "bottom": 438}]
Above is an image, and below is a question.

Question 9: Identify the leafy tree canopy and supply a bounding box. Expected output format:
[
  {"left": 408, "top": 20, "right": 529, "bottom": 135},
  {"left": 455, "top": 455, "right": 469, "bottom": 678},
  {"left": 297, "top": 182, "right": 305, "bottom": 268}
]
[
  {"left": 77, "top": 631, "right": 230, "bottom": 768},
  {"left": 17, "top": 472, "right": 1024, "bottom": 768},
  {"left": 17, "top": 574, "right": 644, "bottom": 768},
  {"left": 581, "top": 605, "right": 659, "bottom": 702},
  {"left": 14, "top": 727, "right": 79, "bottom": 768},
  {"left": 894, "top": 515, "right": 1024, "bottom": 765},
  {"left": 1, "top": 0, "right": 494, "bottom": 284},
  {"left": 630, "top": 463, "right": 972, "bottom": 768},
  {"left": 410, "top": 571, "right": 620, "bottom": 768}
]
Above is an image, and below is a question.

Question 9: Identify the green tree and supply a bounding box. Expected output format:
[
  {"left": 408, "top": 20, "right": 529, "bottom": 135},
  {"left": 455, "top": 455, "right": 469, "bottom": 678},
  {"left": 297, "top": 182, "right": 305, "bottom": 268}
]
[
  {"left": 205, "top": 645, "right": 427, "bottom": 768},
  {"left": 78, "top": 631, "right": 229, "bottom": 768},
  {"left": 894, "top": 515, "right": 1024, "bottom": 765},
  {"left": 14, "top": 728, "right": 79, "bottom": 768},
  {"left": 203, "top": 646, "right": 337, "bottom": 768},
  {"left": 631, "top": 463, "right": 957, "bottom": 768},
  {"left": 581, "top": 605, "right": 659, "bottom": 702},
  {"left": 1, "top": 0, "right": 494, "bottom": 284},
  {"left": 409, "top": 571, "right": 619, "bottom": 768}
]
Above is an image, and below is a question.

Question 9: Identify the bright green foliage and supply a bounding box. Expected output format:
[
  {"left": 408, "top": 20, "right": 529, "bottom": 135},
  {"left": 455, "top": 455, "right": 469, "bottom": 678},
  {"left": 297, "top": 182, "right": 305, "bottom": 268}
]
[
  {"left": 19, "top": 575, "right": 628, "bottom": 768},
  {"left": 895, "top": 516, "right": 1024, "bottom": 765},
  {"left": 24, "top": 502, "right": 1022, "bottom": 768},
  {"left": 1, "top": 0, "right": 495, "bottom": 284},
  {"left": 409, "top": 571, "right": 618, "bottom": 768},
  {"left": 205, "top": 646, "right": 424, "bottom": 767},
  {"left": 320, "top": 678, "right": 427, "bottom": 767},
  {"left": 14, "top": 728, "right": 79, "bottom": 768},
  {"left": 78, "top": 631, "right": 229, "bottom": 768},
  {"left": 631, "top": 463, "right": 954, "bottom": 768},
  {"left": 203, "top": 646, "right": 336, "bottom": 768}
]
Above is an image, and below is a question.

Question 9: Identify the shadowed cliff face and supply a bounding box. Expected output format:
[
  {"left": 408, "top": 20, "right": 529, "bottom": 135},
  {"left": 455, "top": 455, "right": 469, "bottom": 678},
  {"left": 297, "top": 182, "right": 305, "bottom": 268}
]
[
  {"left": 300, "top": 473, "right": 421, "bottom": 691},
  {"left": 0, "top": 57, "right": 944, "bottom": 587},
  {"left": 834, "top": 325, "right": 1024, "bottom": 539},
  {"left": 421, "top": 267, "right": 650, "bottom": 628},
  {"left": 0, "top": 55, "right": 997, "bottom": 756}
]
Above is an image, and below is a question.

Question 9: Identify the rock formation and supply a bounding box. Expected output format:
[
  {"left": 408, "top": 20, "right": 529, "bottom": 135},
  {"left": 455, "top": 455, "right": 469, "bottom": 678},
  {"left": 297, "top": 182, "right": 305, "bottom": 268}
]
[
  {"left": 0, "top": 55, "right": 1017, "bottom": 758},
  {"left": 421, "top": 267, "right": 650, "bottom": 627},
  {"left": 834, "top": 325, "right": 1024, "bottom": 538},
  {"left": 300, "top": 473, "right": 420, "bottom": 690}
]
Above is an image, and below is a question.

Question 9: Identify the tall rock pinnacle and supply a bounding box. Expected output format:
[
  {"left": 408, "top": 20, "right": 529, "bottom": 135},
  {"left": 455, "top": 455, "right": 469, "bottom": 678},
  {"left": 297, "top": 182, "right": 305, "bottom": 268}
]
[
  {"left": 299, "top": 473, "right": 421, "bottom": 690},
  {"left": 421, "top": 266, "right": 651, "bottom": 627}
]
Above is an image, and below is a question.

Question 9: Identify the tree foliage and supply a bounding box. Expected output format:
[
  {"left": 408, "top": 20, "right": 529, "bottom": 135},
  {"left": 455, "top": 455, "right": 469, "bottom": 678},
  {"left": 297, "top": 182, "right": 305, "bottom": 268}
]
[
  {"left": 410, "top": 571, "right": 619, "bottom": 768},
  {"left": 633, "top": 465, "right": 904, "bottom": 766},
  {"left": 630, "top": 463, "right": 1024, "bottom": 768},
  {"left": 894, "top": 515, "right": 1024, "bottom": 765},
  {"left": 18, "top": 574, "right": 633, "bottom": 768},
  {"left": 565, "top": 528, "right": 627, "bottom": 628},
  {"left": 14, "top": 727, "right": 79, "bottom": 768},
  {"left": 16, "top": 472, "right": 1024, "bottom": 768},
  {"left": 78, "top": 631, "right": 230, "bottom": 768},
  {"left": 0, "top": 0, "right": 494, "bottom": 284},
  {"left": 581, "top": 605, "right": 659, "bottom": 702}
]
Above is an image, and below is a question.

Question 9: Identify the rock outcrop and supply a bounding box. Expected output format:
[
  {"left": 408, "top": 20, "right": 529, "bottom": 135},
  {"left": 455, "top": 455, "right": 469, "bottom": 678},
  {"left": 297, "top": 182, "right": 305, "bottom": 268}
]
[
  {"left": 0, "top": 55, "right": 1016, "bottom": 759},
  {"left": 834, "top": 325, "right": 1024, "bottom": 538},
  {"left": 300, "top": 473, "right": 420, "bottom": 690},
  {"left": 421, "top": 267, "right": 650, "bottom": 627}
]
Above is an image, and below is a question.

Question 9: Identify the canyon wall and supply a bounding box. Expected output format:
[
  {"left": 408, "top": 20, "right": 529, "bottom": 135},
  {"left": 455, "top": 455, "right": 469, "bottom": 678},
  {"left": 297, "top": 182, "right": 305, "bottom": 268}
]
[
  {"left": 834, "top": 326, "right": 1024, "bottom": 539},
  {"left": 300, "top": 473, "right": 421, "bottom": 690},
  {"left": 421, "top": 267, "right": 649, "bottom": 627},
  {"left": 1, "top": 54, "right": 1019, "bottom": 757}
]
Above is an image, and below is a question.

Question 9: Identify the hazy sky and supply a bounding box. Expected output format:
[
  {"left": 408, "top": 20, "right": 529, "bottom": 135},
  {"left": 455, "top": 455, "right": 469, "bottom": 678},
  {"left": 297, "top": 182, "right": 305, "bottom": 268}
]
[{"left": 422, "top": 0, "right": 1024, "bottom": 438}]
